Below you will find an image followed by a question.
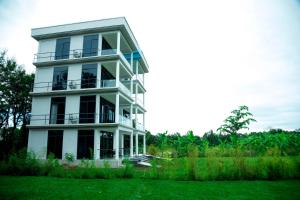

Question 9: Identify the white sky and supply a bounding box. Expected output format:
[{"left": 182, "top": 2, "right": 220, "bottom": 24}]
[{"left": 0, "top": 0, "right": 300, "bottom": 135}]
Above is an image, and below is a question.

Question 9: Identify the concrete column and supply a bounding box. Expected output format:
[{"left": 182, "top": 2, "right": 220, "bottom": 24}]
[
  {"left": 143, "top": 113, "right": 145, "bottom": 131},
  {"left": 130, "top": 131, "right": 133, "bottom": 157},
  {"left": 95, "top": 95, "right": 100, "bottom": 123},
  {"left": 97, "top": 63, "right": 102, "bottom": 88},
  {"left": 98, "top": 33, "right": 102, "bottom": 56},
  {"left": 117, "top": 31, "right": 121, "bottom": 54},
  {"left": 94, "top": 130, "right": 100, "bottom": 160},
  {"left": 115, "top": 128, "right": 119, "bottom": 159},
  {"left": 135, "top": 133, "right": 139, "bottom": 155},
  {"left": 116, "top": 62, "right": 120, "bottom": 87},
  {"left": 130, "top": 104, "right": 133, "bottom": 127},
  {"left": 143, "top": 134, "right": 146, "bottom": 155},
  {"left": 121, "top": 133, "right": 124, "bottom": 158},
  {"left": 115, "top": 93, "right": 119, "bottom": 123}
]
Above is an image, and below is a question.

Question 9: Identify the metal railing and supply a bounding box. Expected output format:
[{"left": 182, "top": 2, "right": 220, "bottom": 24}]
[
  {"left": 29, "top": 113, "right": 97, "bottom": 125},
  {"left": 29, "top": 113, "right": 134, "bottom": 126},
  {"left": 32, "top": 79, "right": 132, "bottom": 94}
]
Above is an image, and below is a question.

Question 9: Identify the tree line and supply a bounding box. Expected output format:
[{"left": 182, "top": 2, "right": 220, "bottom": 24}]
[{"left": 0, "top": 51, "right": 34, "bottom": 159}]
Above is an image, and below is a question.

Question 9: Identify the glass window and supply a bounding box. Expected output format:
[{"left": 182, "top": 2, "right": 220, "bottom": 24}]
[
  {"left": 100, "top": 97, "right": 115, "bottom": 123},
  {"left": 47, "top": 130, "right": 63, "bottom": 159},
  {"left": 83, "top": 35, "right": 98, "bottom": 57},
  {"left": 81, "top": 64, "right": 97, "bottom": 89},
  {"left": 49, "top": 97, "right": 66, "bottom": 124},
  {"left": 100, "top": 131, "right": 114, "bottom": 158},
  {"left": 52, "top": 67, "right": 68, "bottom": 90},
  {"left": 77, "top": 130, "right": 94, "bottom": 159},
  {"left": 79, "top": 96, "right": 96, "bottom": 123},
  {"left": 55, "top": 38, "right": 70, "bottom": 60}
]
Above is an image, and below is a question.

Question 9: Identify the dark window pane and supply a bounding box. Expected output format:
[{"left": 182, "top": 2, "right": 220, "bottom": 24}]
[
  {"left": 100, "top": 131, "right": 114, "bottom": 158},
  {"left": 47, "top": 130, "right": 63, "bottom": 159},
  {"left": 83, "top": 35, "right": 98, "bottom": 57},
  {"left": 80, "top": 96, "right": 96, "bottom": 123},
  {"left": 55, "top": 38, "right": 70, "bottom": 60},
  {"left": 100, "top": 97, "right": 115, "bottom": 123},
  {"left": 102, "top": 38, "right": 112, "bottom": 50},
  {"left": 52, "top": 67, "right": 68, "bottom": 90},
  {"left": 50, "top": 97, "right": 66, "bottom": 124},
  {"left": 81, "top": 64, "right": 97, "bottom": 88},
  {"left": 123, "top": 135, "right": 130, "bottom": 156},
  {"left": 77, "top": 130, "right": 94, "bottom": 159}
]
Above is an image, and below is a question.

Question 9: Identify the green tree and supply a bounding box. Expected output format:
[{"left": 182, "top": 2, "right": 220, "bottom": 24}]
[
  {"left": 217, "top": 105, "right": 256, "bottom": 136},
  {"left": 0, "top": 50, "right": 34, "bottom": 158}
]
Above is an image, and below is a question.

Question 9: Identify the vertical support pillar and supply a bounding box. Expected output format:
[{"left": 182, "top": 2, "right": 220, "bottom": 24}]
[
  {"left": 143, "top": 113, "right": 145, "bottom": 131},
  {"left": 94, "top": 129, "right": 100, "bottom": 160},
  {"left": 143, "top": 134, "right": 146, "bottom": 155},
  {"left": 97, "top": 63, "right": 102, "bottom": 88},
  {"left": 130, "top": 131, "right": 133, "bottom": 157},
  {"left": 117, "top": 31, "right": 121, "bottom": 54},
  {"left": 115, "top": 93, "right": 119, "bottom": 123},
  {"left": 116, "top": 61, "right": 120, "bottom": 87},
  {"left": 98, "top": 33, "right": 102, "bottom": 56},
  {"left": 115, "top": 128, "right": 119, "bottom": 159},
  {"left": 130, "top": 103, "right": 133, "bottom": 127},
  {"left": 135, "top": 133, "right": 139, "bottom": 155},
  {"left": 95, "top": 95, "right": 100, "bottom": 123},
  {"left": 121, "top": 133, "right": 124, "bottom": 158}
]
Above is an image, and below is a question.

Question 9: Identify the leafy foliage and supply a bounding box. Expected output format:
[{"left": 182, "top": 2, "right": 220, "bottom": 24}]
[{"left": 217, "top": 105, "right": 256, "bottom": 135}]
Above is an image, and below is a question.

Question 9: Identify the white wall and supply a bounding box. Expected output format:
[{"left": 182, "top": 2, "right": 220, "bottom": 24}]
[
  {"left": 67, "top": 64, "right": 81, "bottom": 89},
  {"left": 65, "top": 95, "right": 80, "bottom": 124},
  {"left": 31, "top": 96, "right": 51, "bottom": 125},
  {"left": 34, "top": 67, "right": 53, "bottom": 92},
  {"left": 37, "top": 39, "right": 56, "bottom": 62},
  {"left": 28, "top": 129, "right": 48, "bottom": 159},
  {"left": 62, "top": 129, "right": 78, "bottom": 160}
]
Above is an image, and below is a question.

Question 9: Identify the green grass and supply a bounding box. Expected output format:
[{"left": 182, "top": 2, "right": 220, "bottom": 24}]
[{"left": 0, "top": 176, "right": 300, "bottom": 200}]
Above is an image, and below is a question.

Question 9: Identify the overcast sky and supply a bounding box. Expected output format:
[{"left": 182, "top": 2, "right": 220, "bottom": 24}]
[{"left": 0, "top": 0, "right": 300, "bottom": 135}]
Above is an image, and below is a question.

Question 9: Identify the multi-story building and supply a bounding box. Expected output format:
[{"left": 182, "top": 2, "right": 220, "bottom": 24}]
[{"left": 27, "top": 17, "right": 149, "bottom": 166}]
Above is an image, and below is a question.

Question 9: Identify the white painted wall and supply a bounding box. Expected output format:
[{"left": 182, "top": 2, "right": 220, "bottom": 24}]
[
  {"left": 62, "top": 129, "right": 78, "bottom": 160},
  {"left": 28, "top": 129, "right": 48, "bottom": 159},
  {"left": 31, "top": 96, "right": 51, "bottom": 125},
  {"left": 65, "top": 95, "right": 80, "bottom": 124},
  {"left": 37, "top": 39, "right": 56, "bottom": 62},
  {"left": 34, "top": 67, "right": 53, "bottom": 93},
  {"left": 67, "top": 64, "right": 81, "bottom": 90}
]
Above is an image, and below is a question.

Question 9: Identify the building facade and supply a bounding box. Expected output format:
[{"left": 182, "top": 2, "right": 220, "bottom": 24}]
[{"left": 27, "top": 17, "right": 149, "bottom": 166}]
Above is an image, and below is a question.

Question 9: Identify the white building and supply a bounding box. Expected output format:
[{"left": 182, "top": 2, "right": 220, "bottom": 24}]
[{"left": 27, "top": 17, "right": 149, "bottom": 166}]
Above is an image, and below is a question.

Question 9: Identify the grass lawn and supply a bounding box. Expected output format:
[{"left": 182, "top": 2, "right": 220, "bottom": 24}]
[{"left": 0, "top": 176, "right": 300, "bottom": 200}]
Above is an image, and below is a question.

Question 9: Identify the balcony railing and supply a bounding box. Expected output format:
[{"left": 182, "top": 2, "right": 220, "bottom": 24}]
[
  {"left": 32, "top": 79, "right": 131, "bottom": 95},
  {"left": 119, "top": 81, "right": 131, "bottom": 97},
  {"left": 29, "top": 113, "right": 133, "bottom": 127},
  {"left": 132, "top": 119, "right": 144, "bottom": 131},
  {"left": 119, "top": 115, "right": 132, "bottom": 127},
  {"left": 33, "top": 48, "right": 133, "bottom": 70}
]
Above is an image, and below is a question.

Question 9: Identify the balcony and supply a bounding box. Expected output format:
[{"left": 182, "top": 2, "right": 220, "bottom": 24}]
[
  {"left": 29, "top": 112, "right": 132, "bottom": 127},
  {"left": 119, "top": 114, "right": 132, "bottom": 127},
  {"left": 33, "top": 48, "right": 132, "bottom": 70},
  {"left": 132, "top": 119, "right": 144, "bottom": 131},
  {"left": 32, "top": 78, "right": 132, "bottom": 97}
]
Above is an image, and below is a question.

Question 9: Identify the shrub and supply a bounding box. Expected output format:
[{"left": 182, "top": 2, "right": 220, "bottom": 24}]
[
  {"left": 147, "top": 144, "right": 158, "bottom": 156},
  {"left": 186, "top": 144, "right": 198, "bottom": 180}
]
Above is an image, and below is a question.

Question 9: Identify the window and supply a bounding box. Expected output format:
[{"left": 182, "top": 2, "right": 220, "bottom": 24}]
[
  {"left": 52, "top": 67, "right": 68, "bottom": 90},
  {"left": 81, "top": 64, "right": 97, "bottom": 88},
  {"left": 100, "top": 97, "right": 115, "bottom": 123},
  {"left": 79, "top": 96, "right": 96, "bottom": 123},
  {"left": 50, "top": 97, "right": 66, "bottom": 124},
  {"left": 123, "top": 135, "right": 130, "bottom": 156},
  {"left": 83, "top": 35, "right": 98, "bottom": 57},
  {"left": 100, "top": 131, "right": 114, "bottom": 158},
  {"left": 47, "top": 130, "right": 63, "bottom": 159},
  {"left": 102, "top": 37, "right": 112, "bottom": 50},
  {"left": 77, "top": 130, "right": 94, "bottom": 159},
  {"left": 101, "top": 66, "right": 115, "bottom": 87},
  {"left": 55, "top": 38, "right": 70, "bottom": 60}
]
